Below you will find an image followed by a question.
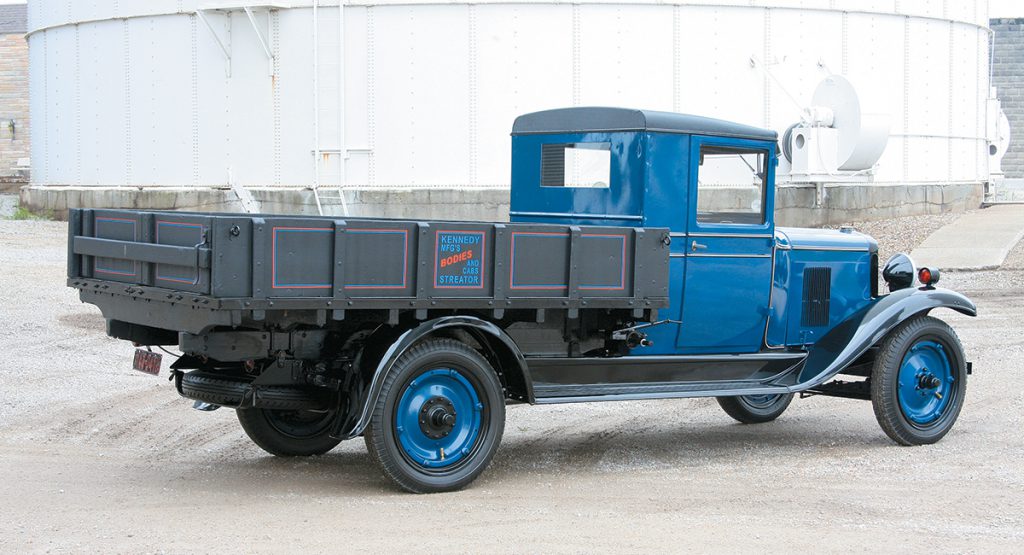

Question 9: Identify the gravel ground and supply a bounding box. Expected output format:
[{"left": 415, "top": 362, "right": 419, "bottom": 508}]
[
  {"left": 829, "top": 210, "right": 968, "bottom": 264},
  {"left": 0, "top": 194, "right": 18, "bottom": 218},
  {"left": 1, "top": 215, "right": 1022, "bottom": 553}
]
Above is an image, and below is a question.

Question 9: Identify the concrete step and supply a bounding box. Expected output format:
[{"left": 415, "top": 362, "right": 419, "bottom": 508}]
[
  {"left": 992, "top": 178, "right": 1024, "bottom": 202},
  {"left": 911, "top": 204, "right": 1024, "bottom": 270}
]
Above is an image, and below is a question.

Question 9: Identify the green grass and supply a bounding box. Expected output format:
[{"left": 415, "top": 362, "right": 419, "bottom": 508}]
[{"left": 9, "top": 206, "right": 52, "bottom": 221}]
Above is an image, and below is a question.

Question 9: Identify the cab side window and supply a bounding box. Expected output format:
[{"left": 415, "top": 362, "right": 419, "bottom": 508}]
[{"left": 695, "top": 146, "right": 767, "bottom": 225}]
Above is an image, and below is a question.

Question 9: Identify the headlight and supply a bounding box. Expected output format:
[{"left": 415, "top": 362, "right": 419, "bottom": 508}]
[{"left": 882, "top": 253, "right": 915, "bottom": 291}]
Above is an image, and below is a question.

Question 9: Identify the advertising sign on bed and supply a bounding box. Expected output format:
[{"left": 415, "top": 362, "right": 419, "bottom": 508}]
[{"left": 435, "top": 230, "right": 485, "bottom": 289}]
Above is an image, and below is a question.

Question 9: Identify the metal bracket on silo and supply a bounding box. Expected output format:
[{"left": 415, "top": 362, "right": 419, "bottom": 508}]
[
  {"left": 196, "top": 9, "right": 232, "bottom": 77},
  {"left": 243, "top": 7, "right": 275, "bottom": 76}
]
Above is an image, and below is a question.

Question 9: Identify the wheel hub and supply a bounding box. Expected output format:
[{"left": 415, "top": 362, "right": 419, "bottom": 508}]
[
  {"left": 394, "top": 368, "right": 484, "bottom": 469},
  {"left": 916, "top": 370, "right": 941, "bottom": 391},
  {"left": 897, "top": 340, "right": 954, "bottom": 426},
  {"left": 419, "top": 396, "right": 457, "bottom": 439}
]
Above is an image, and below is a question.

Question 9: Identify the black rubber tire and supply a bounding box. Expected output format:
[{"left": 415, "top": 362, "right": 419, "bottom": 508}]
[
  {"left": 716, "top": 393, "right": 794, "bottom": 424},
  {"left": 871, "top": 315, "right": 967, "bottom": 446},
  {"left": 179, "top": 371, "right": 325, "bottom": 411},
  {"left": 363, "top": 338, "right": 505, "bottom": 494},
  {"left": 236, "top": 408, "right": 343, "bottom": 457}
]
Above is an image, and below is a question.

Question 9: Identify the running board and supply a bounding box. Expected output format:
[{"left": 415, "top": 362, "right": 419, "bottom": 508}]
[
  {"left": 526, "top": 352, "right": 806, "bottom": 404},
  {"left": 533, "top": 381, "right": 793, "bottom": 404}
]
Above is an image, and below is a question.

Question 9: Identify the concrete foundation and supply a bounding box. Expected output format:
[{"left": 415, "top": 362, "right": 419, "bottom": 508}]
[
  {"left": 774, "top": 182, "right": 984, "bottom": 227},
  {"left": 19, "top": 186, "right": 513, "bottom": 222},
  {"left": 0, "top": 177, "right": 26, "bottom": 194},
  {"left": 20, "top": 182, "right": 983, "bottom": 227}
]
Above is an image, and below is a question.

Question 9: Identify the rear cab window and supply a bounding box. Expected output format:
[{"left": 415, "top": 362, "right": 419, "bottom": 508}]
[{"left": 540, "top": 143, "right": 612, "bottom": 188}]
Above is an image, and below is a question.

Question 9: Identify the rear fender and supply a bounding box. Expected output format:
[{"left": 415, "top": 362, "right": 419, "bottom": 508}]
[
  {"left": 333, "top": 316, "right": 529, "bottom": 440},
  {"left": 794, "top": 287, "right": 976, "bottom": 390}
]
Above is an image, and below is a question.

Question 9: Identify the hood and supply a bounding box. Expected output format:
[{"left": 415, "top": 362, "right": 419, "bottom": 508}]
[{"left": 775, "top": 226, "right": 878, "bottom": 252}]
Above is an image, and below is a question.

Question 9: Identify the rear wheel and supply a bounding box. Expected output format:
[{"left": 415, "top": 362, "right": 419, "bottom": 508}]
[
  {"left": 363, "top": 339, "right": 505, "bottom": 493},
  {"left": 237, "top": 408, "right": 342, "bottom": 457},
  {"left": 871, "top": 315, "right": 966, "bottom": 445},
  {"left": 717, "top": 393, "right": 794, "bottom": 423}
]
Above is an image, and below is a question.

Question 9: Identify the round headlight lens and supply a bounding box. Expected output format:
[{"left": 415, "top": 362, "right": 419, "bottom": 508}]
[{"left": 882, "top": 253, "right": 916, "bottom": 291}]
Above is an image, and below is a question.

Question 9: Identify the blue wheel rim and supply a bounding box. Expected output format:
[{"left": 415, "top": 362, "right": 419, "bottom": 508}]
[
  {"left": 897, "top": 339, "right": 954, "bottom": 427},
  {"left": 394, "top": 368, "right": 483, "bottom": 469},
  {"left": 742, "top": 394, "right": 782, "bottom": 409}
]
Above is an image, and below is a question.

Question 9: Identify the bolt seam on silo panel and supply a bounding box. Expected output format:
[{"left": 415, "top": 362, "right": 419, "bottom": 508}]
[
  {"left": 53, "top": 30, "right": 59, "bottom": 175},
  {"left": 949, "top": 20, "right": 954, "bottom": 181},
  {"left": 191, "top": 14, "right": 199, "bottom": 187},
  {"left": 763, "top": 7, "right": 771, "bottom": 129},
  {"left": 273, "top": 9, "right": 281, "bottom": 187},
  {"left": 672, "top": 5, "right": 680, "bottom": 113},
  {"left": 124, "top": 19, "right": 131, "bottom": 186},
  {"left": 312, "top": 2, "right": 320, "bottom": 197},
  {"left": 75, "top": 24, "right": 80, "bottom": 185},
  {"left": 975, "top": 26, "right": 981, "bottom": 178},
  {"left": 149, "top": 18, "right": 156, "bottom": 180},
  {"left": 841, "top": 11, "right": 848, "bottom": 75},
  {"left": 468, "top": 4, "right": 477, "bottom": 187},
  {"left": 367, "top": 7, "right": 375, "bottom": 187},
  {"left": 42, "top": 31, "right": 47, "bottom": 183},
  {"left": 903, "top": 15, "right": 911, "bottom": 182},
  {"left": 572, "top": 4, "right": 580, "bottom": 107},
  {"left": 337, "top": 3, "right": 346, "bottom": 197},
  {"left": 225, "top": 12, "right": 232, "bottom": 186}
]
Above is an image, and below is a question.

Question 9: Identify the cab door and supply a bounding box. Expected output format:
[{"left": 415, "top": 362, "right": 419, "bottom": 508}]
[{"left": 676, "top": 137, "right": 775, "bottom": 354}]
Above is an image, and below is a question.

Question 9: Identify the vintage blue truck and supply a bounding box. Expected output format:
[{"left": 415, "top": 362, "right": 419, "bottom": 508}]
[{"left": 67, "top": 108, "right": 975, "bottom": 493}]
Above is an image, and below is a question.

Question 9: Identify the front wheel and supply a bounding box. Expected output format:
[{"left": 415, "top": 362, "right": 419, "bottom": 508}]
[
  {"left": 717, "top": 393, "right": 794, "bottom": 423},
  {"left": 871, "top": 315, "right": 967, "bottom": 445},
  {"left": 237, "top": 408, "right": 342, "bottom": 457},
  {"left": 363, "top": 338, "right": 505, "bottom": 493}
]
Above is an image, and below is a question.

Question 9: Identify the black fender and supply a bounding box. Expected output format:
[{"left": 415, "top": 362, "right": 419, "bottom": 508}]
[
  {"left": 793, "top": 287, "right": 976, "bottom": 391},
  {"left": 334, "top": 315, "right": 529, "bottom": 440}
]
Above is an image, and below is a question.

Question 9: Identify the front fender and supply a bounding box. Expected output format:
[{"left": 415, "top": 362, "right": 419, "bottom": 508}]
[
  {"left": 335, "top": 315, "right": 528, "bottom": 440},
  {"left": 794, "top": 287, "right": 976, "bottom": 391}
]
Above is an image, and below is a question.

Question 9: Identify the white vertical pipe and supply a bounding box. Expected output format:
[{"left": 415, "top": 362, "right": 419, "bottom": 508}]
[{"left": 312, "top": 1, "right": 323, "bottom": 215}]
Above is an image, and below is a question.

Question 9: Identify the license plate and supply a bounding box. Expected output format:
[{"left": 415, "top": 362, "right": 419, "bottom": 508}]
[{"left": 132, "top": 348, "right": 162, "bottom": 376}]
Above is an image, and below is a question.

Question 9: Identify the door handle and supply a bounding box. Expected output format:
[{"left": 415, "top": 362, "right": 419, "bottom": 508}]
[{"left": 691, "top": 240, "right": 708, "bottom": 251}]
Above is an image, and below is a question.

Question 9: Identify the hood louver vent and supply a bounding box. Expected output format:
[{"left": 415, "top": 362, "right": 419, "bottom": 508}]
[{"left": 801, "top": 267, "right": 832, "bottom": 327}]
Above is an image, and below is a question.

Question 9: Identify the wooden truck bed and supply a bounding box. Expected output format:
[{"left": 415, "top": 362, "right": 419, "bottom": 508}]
[{"left": 67, "top": 209, "right": 670, "bottom": 334}]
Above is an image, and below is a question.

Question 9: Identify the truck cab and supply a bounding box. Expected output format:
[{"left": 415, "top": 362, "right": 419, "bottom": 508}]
[{"left": 510, "top": 107, "right": 877, "bottom": 356}]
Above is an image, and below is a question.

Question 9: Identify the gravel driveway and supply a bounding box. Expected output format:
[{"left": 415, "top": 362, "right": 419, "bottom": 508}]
[{"left": 0, "top": 216, "right": 1021, "bottom": 553}]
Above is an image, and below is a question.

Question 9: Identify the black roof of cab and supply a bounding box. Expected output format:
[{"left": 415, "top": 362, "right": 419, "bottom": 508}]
[{"left": 512, "top": 107, "right": 777, "bottom": 141}]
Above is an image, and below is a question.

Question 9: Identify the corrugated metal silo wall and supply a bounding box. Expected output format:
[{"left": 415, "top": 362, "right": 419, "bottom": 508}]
[{"left": 26, "top": 0, "right": 991, "bottom": 220}]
